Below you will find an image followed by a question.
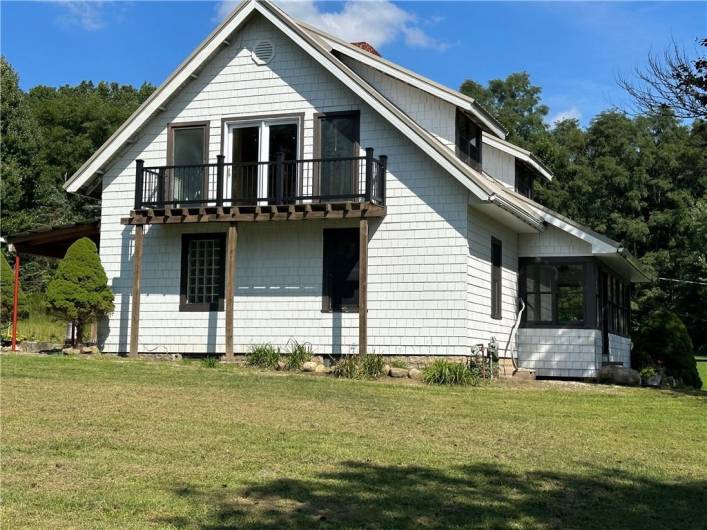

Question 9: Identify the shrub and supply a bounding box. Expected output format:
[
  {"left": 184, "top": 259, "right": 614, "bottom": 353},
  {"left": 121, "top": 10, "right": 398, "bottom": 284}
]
[
  {"left": 423, "top": 359, "right": 479, "bottom": 386},
  {"left": 633, "top": 310, "right": 702, "bottom": 389},
  {"left": 332, "top": 355, "right": 361, "bottom": 379},
  {"left": 45, "top": 238, "right": 114, "bottom": 346},
  {"left": 285, "top": 339, "right": 312, "bottom": 370},
  {"left": 360, "top": 353, "right": 385, "bottom": 379},
  {"left": 639, "top": 367, "right": 658, "bottom": 380},
  {"left": 202, "top": 356, "right": 219, "bottom": 368},
  {"left": 246, "top": 343, "right": 280, "bottom": 369}
]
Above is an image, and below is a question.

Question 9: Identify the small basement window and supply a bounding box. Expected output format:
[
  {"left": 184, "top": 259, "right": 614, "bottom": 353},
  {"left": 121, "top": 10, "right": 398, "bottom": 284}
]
[
  {"left": 455, "top": 109, "right": 482, "bottom": 170},
  {"left": 180, "top": 233, "right": 225, "bottom": 311},
  {"left": 322, "top": 228, "right": 359, "bottom": 312}
]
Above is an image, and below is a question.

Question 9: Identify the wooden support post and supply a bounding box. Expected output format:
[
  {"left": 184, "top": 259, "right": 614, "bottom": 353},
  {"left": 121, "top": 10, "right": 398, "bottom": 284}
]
[
  {"left": 129, "top": 224, "right": 144, "bottom": 356},
  {"left": 359, "top": 218, "right": 368, "bottom": 355},
  {"left": 11, "top": 255, "right": 20, "bottom": 352},
  {"left": 224, "top": 223, "right": 238, "bottom": 357}
]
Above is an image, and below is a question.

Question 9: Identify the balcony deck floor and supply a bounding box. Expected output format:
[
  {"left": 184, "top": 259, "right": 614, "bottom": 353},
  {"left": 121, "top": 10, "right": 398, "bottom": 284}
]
[{"left": 120, "top": 201, "right": 386, "bottom": 225}]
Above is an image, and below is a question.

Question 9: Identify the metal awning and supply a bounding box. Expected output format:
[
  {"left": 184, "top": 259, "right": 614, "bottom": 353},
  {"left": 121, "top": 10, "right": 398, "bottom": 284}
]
[{"left": 4, "top": 219, "right": 100, "bottom": 258}]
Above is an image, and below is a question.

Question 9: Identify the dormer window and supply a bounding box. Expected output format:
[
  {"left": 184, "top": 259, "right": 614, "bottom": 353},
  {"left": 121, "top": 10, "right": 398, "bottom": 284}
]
[
  {"left": 455, "top": 109, "right": 482, "bottom": 171},
  {"left": 515, "top": 160, "right": 534, "bottom": 198}
]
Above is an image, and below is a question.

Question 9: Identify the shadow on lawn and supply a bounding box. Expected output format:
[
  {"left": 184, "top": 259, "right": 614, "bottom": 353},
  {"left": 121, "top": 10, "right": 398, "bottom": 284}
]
[{"left": 158, "top": 462, "right": 706, "bottom": 529}]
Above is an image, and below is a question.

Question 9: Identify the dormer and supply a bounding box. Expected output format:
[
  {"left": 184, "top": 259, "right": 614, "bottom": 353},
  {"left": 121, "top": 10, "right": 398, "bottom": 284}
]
[
  {"left": 455, "top": 109, "right": 483, "bottom": 171},
  {"left": 482, "top": 133, "right": 553, "bottom": 197}
]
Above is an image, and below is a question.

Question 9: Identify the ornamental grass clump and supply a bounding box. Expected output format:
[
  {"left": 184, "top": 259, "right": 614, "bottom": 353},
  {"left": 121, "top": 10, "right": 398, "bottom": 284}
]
[
  {"left": 332, "top": 353, "right": 385, "bottom": 379},
  {"left": 423, "top": 359, "right": 479, "bottom": 386},
  {"left": 285, "top": 339, "right": 313, "bottom": 370},
  {"left": 201, "top": 356, "right": 219, "bottom": 368},
  {"left": 246, "top": 343, "right": 280, "bottom": 369},
  {"left": 360, "top": 353, "right": 386, "bottom": 379},
  {"left": 332, "top": 355, "right": 361, "bottom": 379}
]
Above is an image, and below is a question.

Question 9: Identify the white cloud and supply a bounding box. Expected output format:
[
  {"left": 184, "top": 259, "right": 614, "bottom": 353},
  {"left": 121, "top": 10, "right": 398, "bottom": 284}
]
[
  {"left": 55, "top": 1, "right": 107, "bottom": 31},
  {"left": 550, "top": 106, "right": 582, "bottom": 126},
  {"left": 216, "top": 0, "right": 448, "bottom": 51}
]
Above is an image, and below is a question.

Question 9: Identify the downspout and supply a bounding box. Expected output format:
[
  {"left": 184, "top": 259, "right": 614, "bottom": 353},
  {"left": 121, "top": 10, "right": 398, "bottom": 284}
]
[{"left": 503, "top": 297, "right": 525, "bottom": 371}]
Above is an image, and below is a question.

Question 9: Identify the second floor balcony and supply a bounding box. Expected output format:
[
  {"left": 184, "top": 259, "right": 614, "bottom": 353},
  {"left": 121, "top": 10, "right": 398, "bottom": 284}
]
[{"left": 132, "top": 148, "right": 387, "bottom": 222}]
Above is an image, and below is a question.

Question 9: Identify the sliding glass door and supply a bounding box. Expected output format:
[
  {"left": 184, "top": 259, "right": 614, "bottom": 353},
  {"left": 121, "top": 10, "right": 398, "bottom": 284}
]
[
  {"left": 171, "top": 125, "right": 207, "bottom": 205},
  {"left": 226, "top": 118, "right": 299, "bottom": 205},
  {"left": 318, "top": 112, "right": 359, "bottom": 199}
]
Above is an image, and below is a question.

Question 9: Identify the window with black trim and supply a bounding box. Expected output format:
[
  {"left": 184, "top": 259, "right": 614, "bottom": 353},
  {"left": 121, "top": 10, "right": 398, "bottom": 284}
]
[
  {"left": 520, "top": 260, "right": 590, "bottom": 327},
  {"left": 491, "top": 237, "right": 502, "bottom": 319},
  {"left": 455, "top": 109, "right": 482, "bottom": 170},
  {"left": 606, "top": 275, "right": 630, "bottom": 336},
  {"left": 322, "top": 228, "right": 359, "bottom": 312},
  {"left": 180, "top": 233, "right": 225, "bottom": 312},
  {"left": 515, "top": 160, "right": 534, "bottom": 198}
]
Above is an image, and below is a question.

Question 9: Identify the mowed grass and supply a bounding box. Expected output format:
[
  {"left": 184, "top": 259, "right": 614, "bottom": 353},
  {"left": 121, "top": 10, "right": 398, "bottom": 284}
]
[
  {"left": 696, "top": 357, "right": 707, "bottom": 390},
  {"left": 2, "top": 355, "right": 705, "bottom": 529}
]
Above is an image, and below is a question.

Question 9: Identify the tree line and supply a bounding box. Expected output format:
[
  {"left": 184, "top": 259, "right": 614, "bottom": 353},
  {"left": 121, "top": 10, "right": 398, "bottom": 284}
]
[{"left": 1, "top": 47, "right": 705, "bottom": 352}]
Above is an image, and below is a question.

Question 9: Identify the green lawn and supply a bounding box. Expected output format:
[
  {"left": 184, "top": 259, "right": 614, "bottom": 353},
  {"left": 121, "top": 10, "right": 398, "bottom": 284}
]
[
  {"left": 2, "top": 355, "right": 705, "bottom": 529},
  {"left": 696, "top": 357, "right": 707, "bottom": 390}
]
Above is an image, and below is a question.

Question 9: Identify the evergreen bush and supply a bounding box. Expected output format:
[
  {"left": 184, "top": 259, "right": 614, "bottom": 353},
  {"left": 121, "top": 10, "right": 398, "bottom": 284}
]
[
  {"left": 633, "top": 310, "right": 702, "bottom": 389},
  {"left": 45, "top": 238, "right": 114, "bottom": 345}
]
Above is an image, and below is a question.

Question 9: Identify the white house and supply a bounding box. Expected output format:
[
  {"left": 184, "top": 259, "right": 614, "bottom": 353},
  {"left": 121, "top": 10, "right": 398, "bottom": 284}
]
[{"left": 61, "top": 0, "right": 647, "bottom": 378}]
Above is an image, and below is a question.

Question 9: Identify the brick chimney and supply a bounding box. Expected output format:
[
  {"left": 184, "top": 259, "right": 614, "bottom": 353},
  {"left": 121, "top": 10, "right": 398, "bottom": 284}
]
[{"left": 351, "top": 42, "right": 381, "bottom": 57}]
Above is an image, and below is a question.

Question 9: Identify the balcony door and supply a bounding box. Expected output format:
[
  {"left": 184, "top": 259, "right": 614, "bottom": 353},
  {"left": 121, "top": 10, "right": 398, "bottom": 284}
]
[
  {"left": 316, "top": 111, "right": 360, "bottom": 199},
  {"left": 226, "top": 117, "right": 299, "bottom": 205},
  {"left": 169, "top": 123, "right": 208, "bottom": 206}
]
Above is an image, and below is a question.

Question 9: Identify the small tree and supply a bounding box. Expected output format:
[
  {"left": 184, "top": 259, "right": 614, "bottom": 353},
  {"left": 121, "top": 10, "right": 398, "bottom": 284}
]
[
  {"left": 46, "top": 238, "right": 113, "bottom": 346},
  {"left": 1, "top": 252, "right": 24, "bottom": 326},
  {"left": 633, "top": 310, "right": 702, "bottom": 389}
]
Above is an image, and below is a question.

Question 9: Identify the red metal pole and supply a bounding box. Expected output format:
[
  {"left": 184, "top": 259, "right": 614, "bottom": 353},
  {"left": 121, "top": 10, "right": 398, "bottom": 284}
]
[{"left": 11, "top": 255, "right": 20, "bottom": 352}]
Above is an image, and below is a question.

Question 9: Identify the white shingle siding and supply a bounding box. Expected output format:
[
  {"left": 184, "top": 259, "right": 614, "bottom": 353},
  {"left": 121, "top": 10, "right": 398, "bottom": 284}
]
[
  {"left": 483, "top": 145, "right": 515, "bottom": 188},
  {"left": 99, "top": 15, "right": 469, "bottom": 356},
  {"left": 517, "top": 328, "right": 602, "bottom": 378},
  {"left": 519, "top": 226, "right": 593, "bottom": 257},
  {"left": 467, "top": 209, "right": 519, "bottom": 356},
  {"left": 608, "top": 333, "right": 632, "bottom": 367},
  {"left": 340, "top": 56, "right": 458, "bottom": 151}
]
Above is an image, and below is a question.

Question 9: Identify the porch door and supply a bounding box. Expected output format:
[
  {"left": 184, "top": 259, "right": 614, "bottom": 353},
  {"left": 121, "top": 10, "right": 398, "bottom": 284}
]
[
  {"left": 318, "top": 113, "right": 359, "bottom": 199},
  {"left": 267, "top": 123, "right": 298, "bottom": 203},
  {"left": 172, "top": 126, "right": 207, "bottom": 205},
  {"left": 232, "top": 126, "right": 259, "bottom": 204},
  {"left": 227, "top": 119, "right": 299, "bottom": 205}
]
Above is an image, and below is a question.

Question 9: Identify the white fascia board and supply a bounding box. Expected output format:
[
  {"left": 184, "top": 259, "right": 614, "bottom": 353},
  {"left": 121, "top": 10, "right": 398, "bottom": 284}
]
[
  {"left": 483, "top": 134, "right": 554, "bottom": 181},
  {"left": 65, "top": 0, "right": 255, "bottom": 193},
  {"left": 257, "top": 2, "right": 494, "bottom": 202},
  {"left": 299, "top": 23, "right": 507, "bottom": 140}
]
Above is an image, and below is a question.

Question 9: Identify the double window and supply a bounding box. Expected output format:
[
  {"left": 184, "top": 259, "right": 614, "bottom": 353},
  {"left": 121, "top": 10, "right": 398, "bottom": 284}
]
[
  {"left": 520, "top": 259, "right": 590, "bottom": 327},
  {"left": 180, "top": 233, "right": 225, "bottom": 312},
  {"left": 455, "top": 109, "right": 482, "bottom": 170},
  {"left": 322, "top": 228, "right": 359, "bottom": 312}
]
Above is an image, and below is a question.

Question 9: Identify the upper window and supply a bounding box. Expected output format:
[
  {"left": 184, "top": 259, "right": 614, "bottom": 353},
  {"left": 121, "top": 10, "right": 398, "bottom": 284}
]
[
  {"left": 521, "top": 261, "right": 587, "bottom": 326},
  {"left": 180, "top": 233, "right": 225, "bottom": 312},
  {"left": 491, "top": 237, "right": 502, "bottom": 320},
  {"left": 515, "top": 160, "right": 534, "bottom": 198},
  {"left": 455, "top": 110, "right": 482, "bottom": 170},
  {"left": 169, "top": 124, "right": 208, "bottom": 204},
  {"left": 316, "top": 111, "right": 360, "bottom": 198},
  {"left": 322, "top": 228, "right": 359, "bottom": 312}
]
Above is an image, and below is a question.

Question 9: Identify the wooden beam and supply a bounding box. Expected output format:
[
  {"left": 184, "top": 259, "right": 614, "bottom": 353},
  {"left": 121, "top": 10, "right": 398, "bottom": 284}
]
[
  {"left": 359, "top": 218, "right": 368, "bottom": 355},
  {"left": 129, "top": 224, "right": 144, "bottom": 356},
  {"left": 224, "top": 223, "right": 237, "bottom": 358}
]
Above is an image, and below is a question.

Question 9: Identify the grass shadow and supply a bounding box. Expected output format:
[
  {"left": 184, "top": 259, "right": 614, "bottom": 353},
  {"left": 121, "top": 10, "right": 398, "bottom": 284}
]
[{"left": 157, "top": 461, "right": 706, "bottom": 529}]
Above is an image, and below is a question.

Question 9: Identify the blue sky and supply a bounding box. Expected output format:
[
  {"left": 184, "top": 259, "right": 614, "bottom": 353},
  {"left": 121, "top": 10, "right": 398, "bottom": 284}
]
[{"left": 2, "top": 1, "right": 704, "bottom": 126}]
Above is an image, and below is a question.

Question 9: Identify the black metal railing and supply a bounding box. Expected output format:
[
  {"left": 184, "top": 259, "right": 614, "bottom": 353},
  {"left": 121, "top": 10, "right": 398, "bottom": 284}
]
[{"left": 134, "top": 147, "right": 387, "bottom": 210}]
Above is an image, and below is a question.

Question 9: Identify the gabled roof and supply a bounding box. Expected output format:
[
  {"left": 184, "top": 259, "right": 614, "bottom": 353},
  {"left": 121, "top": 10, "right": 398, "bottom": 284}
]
[
  {"left": 65, "top": 0, "right": 505, "bottom": 208},
  {"left": 482, "top": 133, "right": 554, "bottom": 182},
  {"left": 297, "top": 21, "right": 507, "bottom": 139}
]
